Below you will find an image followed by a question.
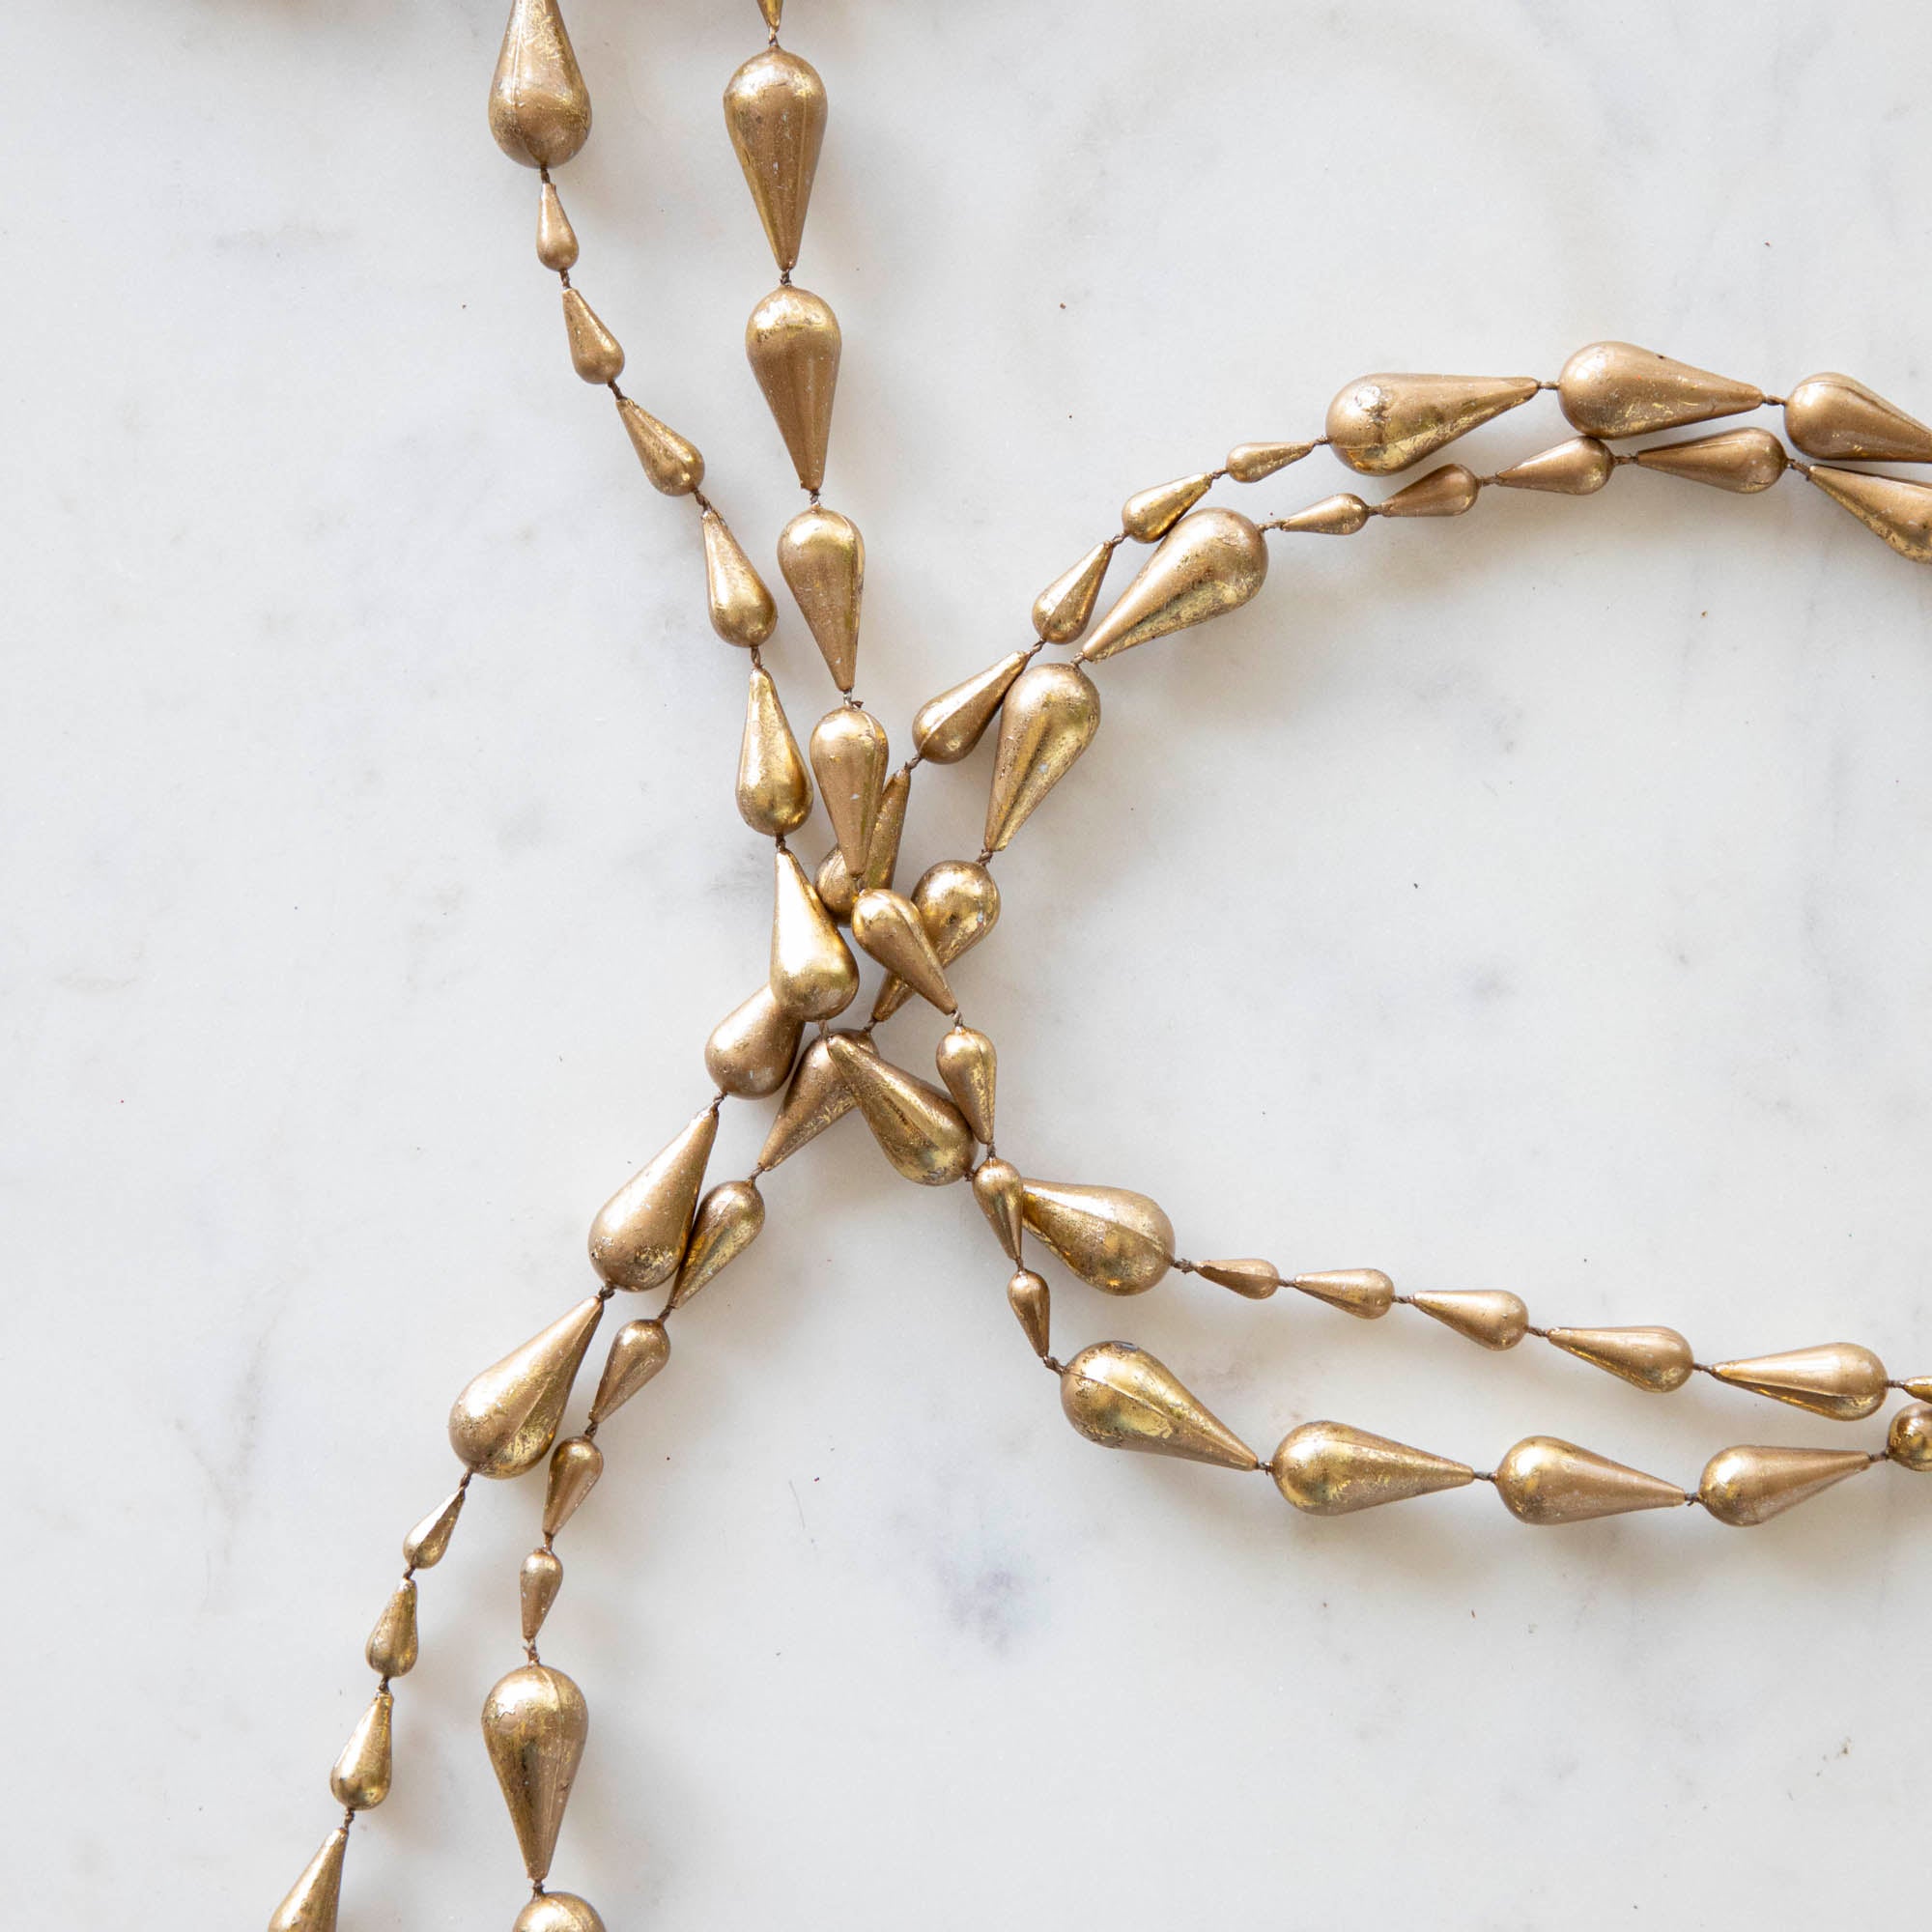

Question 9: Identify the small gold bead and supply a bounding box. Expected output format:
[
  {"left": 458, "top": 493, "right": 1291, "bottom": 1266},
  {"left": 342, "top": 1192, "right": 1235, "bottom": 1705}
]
[
  {"left": 328, "top": 1690, "right": 394, "bottom": 1811},
  {"left": 560, "top": 287, "right": 623, "bottom": 384},
  {"left": 1121, "top": 472, "right": 1213, "bottom": 542},
  {"left": 1290, "top": 1267, "right": 1394, "bottom": 1319},
  {"left": 1889, "top": 1403, "right": 1932, "bottom": 1471},
  {"left": 1408, "top": 1289, "right": 1528, "bottom": 1350},
  {"left": 535, "top": 181, "right": 579, "bottom": 270},
  {"left": 1194, "top": 1257, "right": 1279, "bottom": 1299},
  {"left": 521, "top": 1547, "right": 564, "bottom": 1643},
  {"left": 542, "top": 1436, "right": 604, "bottom": 1538}
]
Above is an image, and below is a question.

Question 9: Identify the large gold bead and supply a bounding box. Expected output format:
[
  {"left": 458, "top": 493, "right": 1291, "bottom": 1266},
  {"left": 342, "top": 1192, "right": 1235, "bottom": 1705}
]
[
  {"left": 1784, "top": 372, "right": 1932, "bottom": 464},
  {"left": 1122, "top": 472, "right": 1212, "bottom": 542},
  {"left": 701, "top": 510, "right": 779, "bottom": 647},
  {"left": 1021, "top": 1179, "right": 1173, "bottom": 1294},
  {"left": 1079, "top": 508, "right": 1268, "bottom": 662},
  {"left": 448, "top": 1297, "right": 604, "bottom": 1478},
  {"left": 824, "top": 1037, "right": 975, "bottom": 1185},
  {"left": 810, "top": 707, "right": 889, "bottom": 877},
  {"left": 1557, "top": 340, "right": 1762, "bottom": 440},
  {"left": 1060, "top": 1341, "right": 1257, "bottom": 1469},
  {"left": 615, "top": 395, "right": 703, "bottom": 497},
  {"left": 1546, "top": 1324, "right": 1693, "bottom": 1394},
  {"left": 1408, "top": 1288, "right": 1529, "bottom": 1350},
  {"left": 704, "top": 983, "right": 804, "bottom": 1098},
  {"left": 560, "top": 287, "right": 623, "bottom": 384},
  {"left": 365, "top": 1579, "right": 419, "bottom": 1678},
  {"left": 872, "top": 860, "right": 1000, "bottom": 1022},
  {"left": 267, "top": 1827, "right": 348, "bottom": 1932},
  {"left": 1697, "top": 1444, "right": 1873, "bottom": 1527},
  {"left": 1805, "top": 466, "right": 1932, "bottom": 564},
  {"left": 912, "top": 650, "right": 1029, "bottom": 765},
  {"left": 769, "top": 848, "right": 859, "bottom": 1020},
  {"left": 736, "top": 665, "right": 812, "bottom": 837},
  {"left": 1326, "top": 372, "right": 1539, "bottom": 475},
  {"left": 1031, "top": 541, "right": 1115, "bottom": 644},
  {"left": 1493, "top": 1436, "right": 1686, "bottom": 1524},
  {"left": 1289, "top": 1267, "right": 1393, "bottom": 1318},
  {"left": 723, "top": 47, "right": 827, "bottom": 273},
  {"left": 1633, "top": 427, "right": 1787, "bottom": 494},
  {"left": 852, "top": 888, "right": 956, "bottom": 1015},
  {"left": 328, "top": 1690, "right": 394, "bottom": 1811},
  {"left": 1492, "top": 436, "right": 1615, "bottom": 495},
  {"left": 516, "top": 1895, "right": 607, "bottom": 1932},
  {"left": 587, "top": 1318, "right": 669, "bottom": 1425},
  {"left": 1889, "top": 1404, "right": 1932, "bottom": 1471},
  {"left": 668, "top": 1179, "right": 765, "bottom": 1309},
  {"left": 746, "top": 285, "right": 841, "bottom": 494},
  {"left": 777, "top": 506, "right": 864, "bottom": 692},
  {"left": 587, "top": 1107, "right": 720, "bottom": 1292},
  {"left": 481, "top": 1663, "right": 589, "bottom": 1885},
  {"left": 542, "top": 1435, "right": 604, "bottom": 1537},
  {"left": 1270, "top": 1421, "right": 1473, "bottom": 1516},
  {"left": 757, "top": 1029, "right": 871, "bottom": 1168},
  {"left": 982, "top": 662, "right": 1101, "bottom": 852},
  {"left": 1709, "top": 1343, "right": 1889, "bottom": 1421},
  {"left": 934, "top": 1025, "right": 997, "bottom": 1144},
  {"left": 488, "top": 0, "right": 591, "bottom": 169}
]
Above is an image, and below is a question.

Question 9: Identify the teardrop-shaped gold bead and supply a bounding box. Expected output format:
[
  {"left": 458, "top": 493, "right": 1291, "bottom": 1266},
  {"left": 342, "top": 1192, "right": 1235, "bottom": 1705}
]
[
  {"left": 809, "top": 707, "right": 889, "bottom": 876},
  {"left": 542, "top": 1436, "right": 604, "bottom": 1537},
  {"left": 535, "top": 181, "right": 579, "bottom": 270},
  {"left": 701, "top": 510, "right": 778, "bottom": 646},
  {"left": 1381, "top": 463, "right": 1481, "bottom": 518},
  {"left": 1806, "top": 466, "right": 1932, "bottom": 564},
  {"left": 268, "top": 1826, "right": 348, "bottom": 1932},
  {"left": 1122, "top": 471, "right": 1213, "bottom": 542},
  {"left": 1698, "top": 1444, "right": 1873, "bottom": 1527},
  {"left": 521, "top": 1548, "right": 564, "bottom": 1644},
  {"left": 1226, "top": 440, "right": 1315, "bottom": 483},
  {"left": 973, "top": 1156, "right": 1025, "bottom": 1260},
  {"left": 615, "top": 395, "right": 704, "bottom": 496},
  {"left": 1409, "top": 1288, "right": 1529, "bottom": 1350},
  {"left": 934, "top": 1026, "right": 996, "bottom": 1144},
  {"left": 1889, "top": 1403, "right": 1932, "bottom": 1470},
  {"left": 982, "top": 662, "right": 1101, "bottom": 852},
  {"left": 403, "top": 1486, "right": 467, "bottom": 1569},
  {"left": 329, "top": 1690, "right": 394, "bottom": 1811},
  {"left": 1270, "top": 1421, "right": 1474, "bottom": 1516},
  {"left": 1290, "top": 1268, "right": 1394, "bottom": 1319},
  {"left": 757, "top": 1029, "right": 871, "bottom": 1168},
  {"left": 1327, "top": 373, "right": 1540, "bottom": 475},
  {"left": 365, "top": 1579, "right": 419, "bottom": 1677},
  {"left": 587, "top": 1107, "right": 719, "bottom": 1292},
  {"left": 1079, "top": 508, "right": 1269, "bottom": 662},
  {"left": 1546, "top": 1324, "right": 1693, "bottom": 1394},
  {"left": 1709, "top": 1343, "right": 1889, "bottom": 1420},
  {"left": 704, "top": 983, "right": 803, "bottom": 1098},
  {"left": 824, "top": 1036, "right": 975, "bottom": 1185},
  {"left": 1195, "top": 1258, "right": 1279, "bottom": 1300},
  {"left": 1903, "top": 1375, "right": 1932, "bottom": 1402},
  {"left": 723, "top": 47, "right": 827, "bottom": 273},
  {"left": 777, "top": 505, "right": 864, "bottom": 692},
  {"left": 769, "top": 847, "right": 859, "bottom": 1020},
  {"left": 1007, "top": 1268, "right": 1051, "bottom": 1358},
  {"left": 1557, "top": 340, "right": 1763, "bottom": 440},
  {"left": 1785, "top": 372, "right": 1932, "bottom": 464},
  {"left": 587, "top": 1318, "right": 669, "bottom": 1425},
  {"left": 747, "top": 285, "right": 841, "bottom": 493},
  {"left": 517, "top": 1894, "right": 607, "bottom": 1932},
  {"left": 668, "top": 1178, "right": 765, "bottom": 1309},
  {"left": 852, "top": 888, "right": 956, "bottom": 1014},
  {"left": 1492, "top": 436, "right": 1615, "bottom": 495},
  {"left": 489, "top": 0, "right": 592, "bottom": 169},
  {"left": 736, "top": 665, "right": 812, "bottom": 837},
  {"left": 912, "top": 650, "right": 1029, "bottom": 764},
  {"left": 1272, "top": 493, "right": 1371, "bottom": 535},
  {"left": 1060, "top": 1341, "right": 1258, "bottom": 1469},
  {"left": 1021, "top": 1179, "right": 1174, "bottom": 1295},
  {"left": 1031, "top": 541, "right": 1116, "bottom": 644},
  {"left": 1493, "top": 1436, "right": 1687, "bottom": 1525},
  {"left": 1634, "top": 427, "right": 1787, "bottom": 493},
  {"left": 449, "top": 1297, "right": 604, "bottom": 1478},
  {"left": 758, "top": 0, "right": 784, "bottom": 28},
  {"left": 481, "top": 1662, "right": 589, "bottom": 1884},
  {"left": 872, "top": 860, "right": 1000, "bottom": 1022},
  {"left": 865, "top": 767, "right": 909, "bottom": 894},
  {"left": 561, "top": 287, "right": 623, "bottom": 385}
]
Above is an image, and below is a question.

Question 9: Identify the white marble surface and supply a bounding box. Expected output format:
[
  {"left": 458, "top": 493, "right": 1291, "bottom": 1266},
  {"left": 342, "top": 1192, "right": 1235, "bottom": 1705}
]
[{"left": 8, "top": 2, "right": 1932, "bottom": 1925}]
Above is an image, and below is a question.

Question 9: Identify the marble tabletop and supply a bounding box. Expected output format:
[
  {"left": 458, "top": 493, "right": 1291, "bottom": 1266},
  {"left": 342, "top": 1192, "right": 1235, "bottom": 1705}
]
[{"left": 8, "top": 2, "right": 1932, "bottom": 1926}]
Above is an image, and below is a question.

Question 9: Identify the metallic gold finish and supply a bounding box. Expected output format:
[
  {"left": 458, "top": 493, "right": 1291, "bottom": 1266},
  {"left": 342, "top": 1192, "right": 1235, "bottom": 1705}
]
[
  {"left": 737, "top": 666, "right": 812, "bottom": 837},
  {"left": 1060, "top": 1341, "right": 1258, "bottom": 1469},
  {"left": 1557, "top": 340, "right": 1762, "bottom": 440},
  {"left": 1226, "top": 440, "right": 1314, "bottom": 483},
  {"left": 668, "top": 1178, "right": 765, "bottom": 1309},
  {"left": 1889, "top": 1404, "right": 1932, "bottom": 1471},
  {"left": 872, "top": 860, "right": 1000, "bottom": 1021},
  {"left": 973, "top": 1156, "right": 1025, "bottom": 1260},
  {"left": 268, "top": 1827, "right": 347, "bottom": 1932},
  {"left": 1291, "top": 1267, "right": 1394, "bottom": 1319},
  {"left": 1634, "top": 428, "right": 1787, "bottom": 493},
  {"left": 1270, "top": 1421, "right": 1474, "bottom": 1516},
  {"left": 1008, "top": 1267, "right": 1051, "bottom": 1357},
  {"left": 1493, "top": 436, "right": 1615, "bottom": 495},
  {"left": 1546, "top": 1324, "right": 1693, "bottom": 1394},
  {"left": 912, "top": 651, "right": 1028, "bottom": 764},
  {"left": 723, "top": 48, "right": 827, "bottom": 273},
  {"left": 1032, "top": 541, "right": 1115, "bottom": 644},
  {"left": 814, "top": 845, "right": 859, "bottom": 922},
  {"left": 449, "top": 1296, "right": 603, "bottom": 1478},
  {"left": 1195, "top": 1258, "right": 1279, "bottom": 1300},
  {"left": 560, "top": 288, "right": 623, "bottom": 384},
  {"left": 489, "top": 0, "right": 591, "bottom": 169},
  {"left": 852, "top": 888, "right": 956, "bottom": 1013},
  {"left": 329, "top": 1690, "right": 394, "bottom": 1811},
  {"left": 757, "top": 1029, "right": 871, "bottom": 1168},
  {"left": 704, "top": 983, "right": 803, "bottom": 1098},
  {"left": 982, "top": 662, "right": 1101, "bottom": 852},
  {"left": 935, "top": 1026, "right": 996, "bottom": 1144},
  {"left": 1698, "top": 1444, "right": 1872, "bottom": 1527},
  {"left": 1904, "top": 1376, "right": 1932, "bottom": 1402},
  {"left": 365, "top": 1580, "right": 419, "bottom": 1678},
  {"left": 1806, "top": 466, "right": 1932, "bottom": 564},
  {"left": 702, "top": 510, "right": 778, "bottom": 646},
  {"left": 758, "top": 0, "right": 784, "bottom": 28},
  {"left": 1785, "top": 372, "right": 1932, "bottom": 464},
  {"left": 777, "top": 506, "right": 864, "bottom": 692},
  {"left": 1273, "top": 493, "right": 1370, "bottom": 535},
  {"left": 865, "top": 767, "right": 909, "bottom": 893},
  {"left": 1326, "top": 373, "right": 1539, "bottom": 475},
  {"left": 770, "top": 847, "right": 859, "bottom": 1020},
  {"left": 747, "top": 285, "right": 841, "bottom": 493},
  {"left": 536, "top": 181, "right": 579, "bottom": 271},
  {"left": 824, "top": 1036, "right": 975, "bottom": 1185},
  {"left": 588, "top": 1319, "right": 669, "bottom": 1425},
  {"left": 521, "top": 1548, "right": 564, "bottom": 1643},
  {"left": 481, "top": 1662, "right": 589, "bottom": 1885},
  {"left": 1409, "top": 1288, "right": 1529, "bottom": 1350},
  {"left": 403, "top": 1487, "right": 466, "bottom": 1570},
  {"left": 588, "top": 1107, "right": 719, "bottom": 1292},
  {"left": 1021, "top": 1179, "right": 1173, "bottom": 1295},
  {"left": 543, "top": 1436, "right": 604, "bottom": 1537},
  {"left": 1380, "top": 463, "right": 1481, "bottom": 517},
  {"left": 1493, "top": 1436, "right": 1687, "bottom": 1525},
  {"left": 1079, "top": 509, "right": 1268, "bottom": 661},
  {"left": 1709, "top": 1343, "right": 1889, "bottom": 1421},
  {"left": 1122, "top": 472, "right": 1213, "bottom": 542},
  {"left": 516, "top": 1895, "right": 608, "bottom": 1932},
  {"left": 810, "top": 707, "right": 889, "bottom": 876},
  {"left": 616, "top": 396, "right": 703, "bottom": 497}
]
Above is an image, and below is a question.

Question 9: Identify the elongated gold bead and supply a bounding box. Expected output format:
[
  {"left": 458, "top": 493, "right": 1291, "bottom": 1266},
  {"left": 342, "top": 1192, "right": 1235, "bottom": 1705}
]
[
  {"left": 449, "top": 1297, "right": 604, "bottom": 1478},
  {"left": 560, "top": 288, "right": 622, "bottom": 384},
  {"left": 1270, "top": 1421, "right": 1474, "bottom": 1515},
  {"left": 1785, "top": 372, "right": 1932, "bottom": 464},
  {"left": 747, "top": 285, "right": 841, "bottom": 492},
  {"left": 723, "top": 48, "right": 827, "bottom": 273},
  {"left": 1008, "top": 1267, "right": 1051, "bottom": 1357},
  {"left": 365, "top": 1579, "right": 419, "bottom": 1678},
  {"left": 770, "top": 847, "right": 859, "bottom": 1020},
  {"left": 267, "top": 1827, "right": 347, "bottom": 1932},
  {"left": 736, "top": 666, "right": 812, "bottom": 837},
  {"left": 1022, "top": 1179, "right": 1173, "bottom": 1295},
  {"left": 587, "top": 1107, "right": 719, "bottom": 1292},
  {"left": 758, "top": 1029, "right": 871, "bottom": 1168},
  {"left": 1060, "top": 1341, "right": 1258, "bottom": 1469},
  {"left": 864, "top": 767, "right": 910, "bottom": 894},
  {"left": 1902, "top": 1376, "right": 1932, "bottom": 1402},
  {"left": 535, "top": 181, "right": 579, "bottom": 270},
  {"left": 1493, "top": 1436, "right": 1686, "bottom": 1524},
  {"left": 1079, "top": 509, "right": 1268, "bottom": 662},
  {"left": 825, "top": 1036, "right": 976, "bottom": 1185},
  {"left": 810, "top": 707, "right": 889, "bottom": 876},
  {"left": 778, "top": 506, "right": 864, "bottom": 692},
  {"left": 1558, "top": 341, "right": 1762, "bottom": 440},
  {"left": 587, "top": 1318, "right": 669, "bottom": 1425},
  {"left": 872, "top": 860, "right": 1000, "bottom": 1022},
  {"left": 1271, "top": 493, "right": 1371, "bottom": 535},
  {"left": 1032, "top": 541, "right": 1115, "bottom": 644},
  {"left": 329, "top": 1690, "right": 393, "bottom": 1810},
  {"left": 1492, "top": 436, "right": 1615, "bottom": 495},
  {"left": 668, "top": 1178, "right": 765, "bottom": 1309},
  {"left": 758, "top": 0, "right": 784, "bottom": 28},
  {"left": 1381, "top": 463, "right": 1481, "bottom": 517},
  {"left": 489, "top": 0, "right": 592, "bottom": 169},
  {"left": 1889, "top": 1404, "right": 1932, "bottom": 1470},
  {"left": 1634, "top": 427, "right": 1787, "bottom": 493},
  {"left": 1546, "top": 1324, "right": 1693, "bottom": 1393},
  {"left": 852, "top": 888, "right": 956, "bottom": 1014},
  {"left": 542, "top": 1436, "right": 603, "bottom": 1537},
  {"left": 616, "top": 395, "right": 704, "bottom": 497},
  {"left": 403, "top": 1486, "right": 466, "bottom": 1570},
  {"left": 1195, "top": 1258, "right": 1279, "bottom": 1299},
  {"left": 983, "top": 662, "right": 1101, "bottom": 852},
  {"left": 481, "top": 1663, "right": 589, "bottom": 1884},
  {"left": 702, "top": 510, "right": 778, "bottom": 647},
  {"left": 1291, "top": 1267, "right": 1394, "bottom": 1319},
  {"left": 934, "top": 1025, "right": 997, "bottom": 1144},
  {"left": 521, "top": 1548, "right": 564, "bottom": 1642},
  {"left": 1226, "top": 440, "right": 1314, "bottom": 483},
  {"left": 1122, "top": 472, "right": 1213, "bottom": 541},
  {"left": 517, "top": 1894, "right": 607, "bottom": 1932},
  {"left": 1327, "top": 373, "right": 1540, "bottom": 475},
  {"left": 1709, "top": 1343, "right": 1889, "bottom": 1420},
  {"left": 705, "top": 983, "right": 803, "bottom": 1098},
  {"left": 1805, "top": 466, "right": 1932, "bottom": 564},
  {"left": 1408, "top": 1288, "right": 1528, "bottom": 1350},
  {"left": 1698, "top": 1444, "right": 1873, "bottom": 1526},
  {"left": 973, "top": 1156, "right": 1026, "bottom": 1260},
  {"left": 912, "top": 651, "right": 1029, "bottom": 765}
]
